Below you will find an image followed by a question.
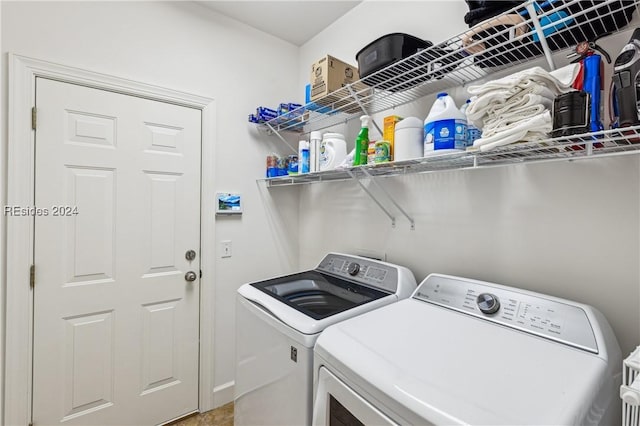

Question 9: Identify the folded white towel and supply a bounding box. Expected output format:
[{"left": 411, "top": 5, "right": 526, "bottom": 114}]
[
  {"left": 483, "top": 104, "right": 548, "bottom": 137},
  {"left": 485, "top": 94, "right": 553, "bottom": 122},
  {"left": 473, "top": 111, "right": 552, "bottom": 151},
  {"left": 466, "top": 85, "right": 556, "bottom": 125},
  {"left": 463, "top": 64, "right": 578, "bottom": 151},
  {"left": 467, "top": 64, "right": 579, "bottom": 97},
  {"left": 549, "top": 63, "right": 581, "bottom": 88}
]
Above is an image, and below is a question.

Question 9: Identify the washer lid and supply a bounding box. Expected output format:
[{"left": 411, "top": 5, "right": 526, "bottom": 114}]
[
  {"left": 315, "top": 298, "right": 614, "bottom": 425},
  {"left": 249, "top": 270, "right": 391, "bottom": 320},
  {"left": 238, "top": 276, "right": 398, "bottom": 336}
]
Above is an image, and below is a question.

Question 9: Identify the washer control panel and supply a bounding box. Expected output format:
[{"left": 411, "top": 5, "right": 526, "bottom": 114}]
[
  {"left": 317, "top": 254, "right": 398, "bottom": 293},
  {"left": 413, "top": 274, "right": 598, "bottom": 353}
]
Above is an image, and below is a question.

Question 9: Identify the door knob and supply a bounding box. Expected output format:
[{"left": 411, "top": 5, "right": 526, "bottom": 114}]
[{"left": 185, "top": 271, "right": 197, "bottom": 282}]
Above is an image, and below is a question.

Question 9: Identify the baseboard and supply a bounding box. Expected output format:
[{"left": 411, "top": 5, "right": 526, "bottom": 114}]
[{"left": 213, "top": 381, "right": 235, "bottom": 408}]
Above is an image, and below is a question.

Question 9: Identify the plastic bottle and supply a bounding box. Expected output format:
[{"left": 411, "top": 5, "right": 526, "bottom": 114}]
[
  {"left": 298, "top": 140, "right": 310, "bottom": 174},
  {"left": 354, "top": 115, "right": 370, "bottom": 166},
  {"left": 374, "top": 140, "right": 391, "bottom": 163},
  {"left": 309, "top": 131, "right": 322, "bottom": 172},
  {"left": 460, "top": 99, "right": 481, "bottom": 147},
  {"left": 320, "top": 133, "right": 347, "bottom": 171},
  {"left": 367, "top": 140, "right": 376, "bottom": 165},
  {"left": 424, "top": 93, "right": 467, "bottom": 154}
]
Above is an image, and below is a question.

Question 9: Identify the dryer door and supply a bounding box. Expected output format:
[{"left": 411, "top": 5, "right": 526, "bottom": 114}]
[{"left": 313, "top": 367, "right": 398, "bottom": 426}]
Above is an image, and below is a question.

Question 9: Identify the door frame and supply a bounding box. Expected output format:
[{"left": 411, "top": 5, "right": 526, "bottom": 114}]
[{"left": 5, "top": 53, "right": 217, "bottom": 425}]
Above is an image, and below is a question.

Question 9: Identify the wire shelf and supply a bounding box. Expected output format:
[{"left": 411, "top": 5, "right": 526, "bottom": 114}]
[
  {"left": 261, "top": 126, "right": 640, "bottom": 187},
  {"left": 264, "top": 0, "right": 639, "bottom": 134}
]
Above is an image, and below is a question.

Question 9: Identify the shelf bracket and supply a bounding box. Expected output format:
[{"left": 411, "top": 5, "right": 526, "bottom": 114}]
[
  {"left": 360, "top": 168, "right": 415, "bottom": 230},
  {"left": 347, "top": 169, "right": 396, "bottom": 228},
  {"left": 526, "top": 2, "right": 556, "bottom": 71},
  {"left": 265, "top": 122, "right": 298, "bottom": 155},
  {"left": 346, "top": 85, "right": 383, "bottom": 136}
]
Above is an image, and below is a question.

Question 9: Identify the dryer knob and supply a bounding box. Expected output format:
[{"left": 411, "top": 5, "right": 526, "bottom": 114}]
[
  {"left": 347, "top": 262, "right": 360, "bottom": 276},
  {"left": 477, "top": 293, "right": 500, "bottom": 314}
]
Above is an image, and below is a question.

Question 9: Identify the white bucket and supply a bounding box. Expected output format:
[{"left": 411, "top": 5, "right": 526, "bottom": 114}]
[{"left": 394, "top": 117, "right": 423, "bottom": 161}]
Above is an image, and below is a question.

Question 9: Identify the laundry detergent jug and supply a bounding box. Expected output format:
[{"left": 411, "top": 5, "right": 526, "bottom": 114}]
[
  {"left": 319, "top": 133, "right": 347, "bottom": 171},
  {"left": 424, "top": 93, "right": 467, "bottom": 154}
]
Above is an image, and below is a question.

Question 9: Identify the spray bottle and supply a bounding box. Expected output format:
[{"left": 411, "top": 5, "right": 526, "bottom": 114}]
[{"left": 354, "top": 115, "right": 370, "bottom": 166}]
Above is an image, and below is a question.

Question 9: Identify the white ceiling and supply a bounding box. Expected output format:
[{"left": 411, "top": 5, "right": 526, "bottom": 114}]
[{"left": 196, "top": 1, "right": 362, "bottom": 46}]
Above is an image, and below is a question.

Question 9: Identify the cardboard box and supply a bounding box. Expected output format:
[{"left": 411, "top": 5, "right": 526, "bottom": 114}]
[
  {"left": 310, "top": 55, "right": 359, "bottom": 100},
  {"left": 383, "top": 115, "right": 403, "bottom": 159},
  {"left": 310, "top": 55, "right": 368, "bottom": 113}
]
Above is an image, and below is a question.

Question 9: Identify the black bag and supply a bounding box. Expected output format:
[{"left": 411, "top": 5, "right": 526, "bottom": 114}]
[{"left": 462, "top": 0, "right": 636, "bottom": 68}]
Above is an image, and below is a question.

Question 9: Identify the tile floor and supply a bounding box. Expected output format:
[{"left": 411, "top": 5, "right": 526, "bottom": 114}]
[{"left": 170, "top": 402, "right": 233, "bottom": 426}]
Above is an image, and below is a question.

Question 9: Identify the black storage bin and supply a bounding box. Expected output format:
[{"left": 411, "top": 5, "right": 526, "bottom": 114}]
[{"left": 356, "top": 33, "right": 434, "bottom": 91}]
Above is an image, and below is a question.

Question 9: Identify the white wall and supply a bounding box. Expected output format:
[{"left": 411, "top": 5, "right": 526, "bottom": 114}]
[
  {"left": 298, "top": 0, "right": 640, "bottom": 361},
  {"left": 1, "top": 0, "right": 301, "bottom": 410}
]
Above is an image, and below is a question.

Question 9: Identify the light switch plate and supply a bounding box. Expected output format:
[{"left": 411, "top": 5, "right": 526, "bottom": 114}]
[{"left": 221, "top": 240, "right": 232, "bottom": 258}]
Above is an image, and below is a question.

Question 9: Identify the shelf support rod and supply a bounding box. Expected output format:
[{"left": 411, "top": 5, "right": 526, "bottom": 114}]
[
  {"left": 526, "top": 2, "right": 556, "bottom": 71},
  {"left": 265, "top": 122, "right": 298, "bottom": 155},
  {"left": 347, "top": 169, "right": 396, "bottom": 228},
  {"left": 360, "top": 168, "right": 415, "bottom": 230},
  {"left": 347, "top": 85, "right": 383, "bottom": 136}
]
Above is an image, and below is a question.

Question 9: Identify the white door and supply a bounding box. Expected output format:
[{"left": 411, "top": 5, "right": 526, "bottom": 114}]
[{"left": 32, "top": 77, "right": 201, "bottom": 425}]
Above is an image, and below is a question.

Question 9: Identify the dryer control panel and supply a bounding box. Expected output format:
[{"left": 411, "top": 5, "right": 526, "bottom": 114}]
[
  {"left": 413, "top": 274, "right": 599, "bottom": 354},
  {"left": 317, "top": 253, "right": 398, "bottom": 294}
]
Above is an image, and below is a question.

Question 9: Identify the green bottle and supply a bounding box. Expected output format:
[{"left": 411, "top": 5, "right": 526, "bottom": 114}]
[{"left": 353, "top": 115, "right": 370, "bottom": 166}]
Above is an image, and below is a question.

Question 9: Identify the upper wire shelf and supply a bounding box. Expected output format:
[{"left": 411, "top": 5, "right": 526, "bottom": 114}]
[
  {"left": 263, "top": 0, "right": 639, "bottom": 134},
  {"left": 260, "top": 126, "right": 640, "bottom": 187}
]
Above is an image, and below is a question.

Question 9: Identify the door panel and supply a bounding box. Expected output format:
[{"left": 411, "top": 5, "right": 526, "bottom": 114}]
[
  {"left": 63, "top": 310, "right": 115, "bottom": 420},
  {"left": 33, "top": 77, "right": 201, "bottom": 425},
  {"left": 65, "top": 166, "right": 116, "bottom": 284}
]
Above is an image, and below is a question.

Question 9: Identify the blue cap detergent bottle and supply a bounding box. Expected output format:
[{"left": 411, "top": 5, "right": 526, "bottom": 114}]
[{"left": 424, "top": 93, "right": 467, "bottom": 155}]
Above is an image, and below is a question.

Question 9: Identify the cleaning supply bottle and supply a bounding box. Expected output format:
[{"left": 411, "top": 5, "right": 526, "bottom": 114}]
[
  {"left": 309, "top": 131, "right": 322, "bottom": 172},
  {"left": 298, "top": 140, "right": 310, "bottom": 174},
  {"left": 460, "top": 99, "right": 481, "bottom": 147},
  {"left": 354, "top": 115, "right": 370, "bottom": 166},
  {"left": 424, "top": 93, "right": 467, "bottom": 154},
  {"left": 319, "top": 133, "right": 347, "bottom": 171}
]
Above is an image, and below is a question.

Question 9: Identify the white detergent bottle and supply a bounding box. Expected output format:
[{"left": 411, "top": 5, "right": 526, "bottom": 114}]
[
  {"left": 460, "top": 99, "right": 481, "bottom": 148},
  {"left": 319, "top": 133, "right": 347, "bottom": 171},
  {"left": 424, "top": 92, "right": 467, "bottom": 154}
]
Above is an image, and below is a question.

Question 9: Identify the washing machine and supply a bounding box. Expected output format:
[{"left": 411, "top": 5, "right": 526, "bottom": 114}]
[
  {"left": 234, "top": 252, "right": 417, "bottom": 426},
  {"left": 313, "top": 273, "right": 622, "bottom": 425}
]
